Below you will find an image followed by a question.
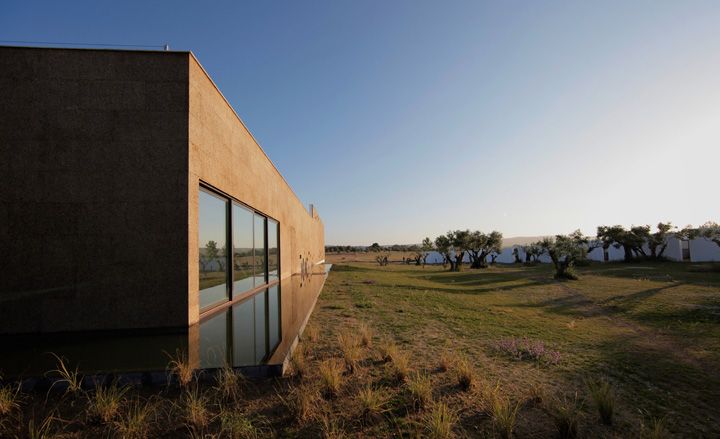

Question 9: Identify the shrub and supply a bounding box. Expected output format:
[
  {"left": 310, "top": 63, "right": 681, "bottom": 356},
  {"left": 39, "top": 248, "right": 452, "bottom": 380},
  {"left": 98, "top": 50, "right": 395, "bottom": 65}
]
[
  {"left": 86, "top": 382, "right": 129, "bottom": 423},
  {"left": 550, "top": 392, "right": 583, "bottom": 439},
  {"left": 490, "top": 388, "right": 520, "bottom": 439},
  {"left": 357, "top": 386, "right": 387, "bottom": 421},
  {"left": 406, "top": 373, "right": 433, "bottom": 410},
  {"left": 423, "top": 402, "right": 457, "bottom": 439},
  {"left": 318, "top": 360, "right": 343, "bottom": 398},
  {"left": 587, "top": 379, "right": 614, "bottom": 425},
  {"left": 494, "top": 337, "right": 561, "bottom": 365},
  {"left": 455, "top": 357, "right": 474, "bottom": 391}
]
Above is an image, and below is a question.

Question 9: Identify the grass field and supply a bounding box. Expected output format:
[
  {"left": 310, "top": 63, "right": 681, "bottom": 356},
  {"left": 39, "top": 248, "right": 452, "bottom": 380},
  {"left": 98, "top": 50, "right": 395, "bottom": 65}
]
[
  {"left": 2, "top": 256, "right": 718, "bottom": 437},
  {"left": 312, "top": 254, "right": 720, "bottom": 437}
]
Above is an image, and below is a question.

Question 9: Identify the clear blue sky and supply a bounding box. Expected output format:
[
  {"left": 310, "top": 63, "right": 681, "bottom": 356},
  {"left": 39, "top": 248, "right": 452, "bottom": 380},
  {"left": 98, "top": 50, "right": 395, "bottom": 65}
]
[{"left": 3, "top": 1, "right": 719, "bottom": 245}]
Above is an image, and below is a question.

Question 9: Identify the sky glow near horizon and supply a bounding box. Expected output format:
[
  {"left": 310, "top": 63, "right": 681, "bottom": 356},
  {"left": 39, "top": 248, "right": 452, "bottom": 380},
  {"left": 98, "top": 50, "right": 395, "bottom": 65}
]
[{"left": 3, "top": 1, "right": 719, "bottom": 245}]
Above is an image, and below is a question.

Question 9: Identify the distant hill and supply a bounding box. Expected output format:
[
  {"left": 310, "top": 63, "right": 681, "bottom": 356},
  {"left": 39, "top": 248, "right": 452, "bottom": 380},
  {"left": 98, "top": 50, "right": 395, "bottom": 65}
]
[{"left": 502, "top": 236, "right": 549, "bottom": 248}]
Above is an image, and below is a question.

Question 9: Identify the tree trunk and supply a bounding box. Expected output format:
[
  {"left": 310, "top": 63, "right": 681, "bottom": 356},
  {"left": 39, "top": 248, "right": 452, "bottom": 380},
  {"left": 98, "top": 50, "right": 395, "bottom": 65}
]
[{"left": 623, "top": 245, "right": 633, "bottom": 262}]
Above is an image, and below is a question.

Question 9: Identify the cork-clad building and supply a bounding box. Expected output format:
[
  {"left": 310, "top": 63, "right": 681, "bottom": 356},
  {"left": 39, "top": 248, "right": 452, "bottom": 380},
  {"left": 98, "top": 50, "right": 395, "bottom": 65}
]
[{"left": 0, "top": 46, "right": 325, "bottom": 335}]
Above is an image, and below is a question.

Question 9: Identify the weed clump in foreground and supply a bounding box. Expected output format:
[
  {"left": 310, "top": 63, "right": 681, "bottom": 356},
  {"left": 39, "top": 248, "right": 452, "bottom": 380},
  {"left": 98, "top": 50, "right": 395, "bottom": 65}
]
[
  {"left": 378, "top": 338, "right": 399, "bottom": 363},
  {"left": 304, "top": 323, "right": 320, "bottom": 343},
  {"left": 388, "top": 350, "right": 411, "bottom": 383},
  {"left": 423, "top": 402, "right": 457, "bottom": 439},
  {"left": 337, "top": 331, "right": 362, "bottom": 373},
  {"left": 587, "top": 378, "right": 615, "bottom": 425},
  {"left": 406, "top": 372, "right": 433, "bottom": 410},
  {"left": 214, "top": 365, "right": 244, "bottom": 402},
  {"left": 455, "top": 357, "right": 474, "bottom": 391},
  {"left": 640, "top": 417, "right": 670, "bottom": 439},
  {"left": 490, "top": 387, "right": 520, "bottom": 439},
  {"left": 181, "top": 386, "right": 211, "bottom": 431},
  {"left": 280, "top": 383, "right": 320, "bottom": 424},
  {"left": 219, "top": 410, "right": 270, "bottom": 438},
  {"left": 0, "top": 383, "right": 20, "bottom": 417},
  {"left": 113, "top": 397, "right": 156, "bottom": 439},
  {"left": 47, "top": 353, "right": 83, "bottom": 395},
  {"left": 166, "top": 349, "right": 194, "bottom": 387},
  {"left": 86, "top": 382, "right": 130, "bottom": 424},
  {"left": 438, "top": 351, "right": 453, "bottom": 372},
  {"left": 357, "top": 385, "right": 387, "bottom": 422},
  {"left": 318, "top": 359, "right": 344, "bottom": 398},
  {"left": 358, "top": 323, "right": 374, "bottom": 347},
  {"left": 549, "top": 392, "right": 583, "bottom": 439},
  {"left": 290, "top": 344, "right": 309, "bottom": 378}
]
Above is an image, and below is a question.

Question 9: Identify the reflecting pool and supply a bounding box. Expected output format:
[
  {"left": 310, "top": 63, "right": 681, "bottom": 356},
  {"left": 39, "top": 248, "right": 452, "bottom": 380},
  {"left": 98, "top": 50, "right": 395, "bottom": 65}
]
[{"left": 0, "top": 265, "right": 330, "bottom": 379}]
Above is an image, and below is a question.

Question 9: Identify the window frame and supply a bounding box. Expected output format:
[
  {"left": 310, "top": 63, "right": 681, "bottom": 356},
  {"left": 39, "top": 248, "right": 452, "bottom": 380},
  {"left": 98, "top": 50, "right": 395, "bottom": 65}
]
[{"left": 198, "top": 182, "right": 280, "bottom": 319}]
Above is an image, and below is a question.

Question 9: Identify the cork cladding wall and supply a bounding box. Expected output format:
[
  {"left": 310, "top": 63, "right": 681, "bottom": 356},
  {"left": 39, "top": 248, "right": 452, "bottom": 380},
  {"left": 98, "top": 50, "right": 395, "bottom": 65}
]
[
  {"left": 0, "top": 47, "right": 190, "bottom": 334},
  {"left": 187, "top": 55, "right": 325, "bottom": 325}
]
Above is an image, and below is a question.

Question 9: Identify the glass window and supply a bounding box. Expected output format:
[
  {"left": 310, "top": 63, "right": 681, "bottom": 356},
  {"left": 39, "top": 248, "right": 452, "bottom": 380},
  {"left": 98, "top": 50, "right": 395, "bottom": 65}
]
[
  {"left": 199, "top": 189, "right": 229, "bottom": 311},
  {"left": 254, "top": 291, "right": 267, "bottom": 362},
  {"left": 268, "top": 219, "right": 279, "bottom": 282},
  {"left": 232, "top": 203, "right": 254, "bottom": 295},
  {"left": 254, "top": 214, "right": 267, "bottom": 286},
  {"left": 199, "top": 310, "right": 229, "bottom": 369},
  {"left": 268, "top": 285, "right": 281, "bottom": 351},
  {"left": 231, "top": 297, "right": 255, "bottom": 367}
]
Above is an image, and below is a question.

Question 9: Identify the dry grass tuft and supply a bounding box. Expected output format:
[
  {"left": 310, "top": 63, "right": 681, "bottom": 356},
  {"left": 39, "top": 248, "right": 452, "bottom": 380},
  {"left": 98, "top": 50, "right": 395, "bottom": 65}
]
[
  {"left": 389, "top": 350, "right": 411, "bottom": 382},
  {"left": 214, "top": 365, "right": 244, "bottom": 402},
  {"left": 113, "top": 397, "right": 156, "bottom": 439},
  {"left": 0, "top": 384, "right": 20, "bottom": 417},
  {"left": 281, "top": 383, "right": 320, "bottom": 424},
  {"left": 406, "top": 372, "right": 433, "bottom": 410},
  {"left": 587, "top": 378, "right": 615, "bottom": 425},
  {"left": 219, "top": 409, "right": 270, "bottom": 438},
  {"left": 47, "top": 353, "right": 83, "bottom": 395},
  {"left": 490, "top": 386, "right": 520, "bottom": 439},
  {"left": 549, "top": 392, "right": 583, "bottom": 439},
  {"left": 357, "top": 385, "right": 387, "bottom": 421},
  {"left": 182, "top": 386, "right": 211, "bottom": 430},
  {"left": 318, "top": 360, "right": 344, "bottom": 398},
  {"left": 337, "top": 331, "right": 362, "bottom": 373},
  {"left": 320, "top": 412, "right": 346, "bottom": 439},
  {"left": 640, "top": 417, "right": 670, "bottom": 439},
  {"left": 86, "top": 382, "right": 129, "bottom": 424},
  {"left": 166, "top": 349, "right": 194, "bottom": 387},
  {"left": 290, "top": 345, "right": 309, "bottom": 378},
  {"left": 423, "top": 402, "right": 457, "bottom": 439},
  {"left": 358, "top": 323, "right": 374, "bottom": 347},
  {"left": 25, "top": 412, "right": 61, "bottom": 439},
  {"left": 304, "top": 323, "right": 320, "bottom": 343},
  {"left": 378, "top": 338, "right": 399, "bottom": 363},
  {"left": 438, "top": 351, "right": 453, "bottom": 373},
  {"left": 455, "top": 357, "right": 474, "bottom": 391}
]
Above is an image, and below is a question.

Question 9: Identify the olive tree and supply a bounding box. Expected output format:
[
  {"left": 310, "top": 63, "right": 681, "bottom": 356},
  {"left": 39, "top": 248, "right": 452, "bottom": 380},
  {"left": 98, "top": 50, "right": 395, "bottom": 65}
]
[
  {"left": 538, "top": 230, "right": 588, "bottom": 280},
  {"left": 467, "top": 230, "right": 503, "bottom": 268}
]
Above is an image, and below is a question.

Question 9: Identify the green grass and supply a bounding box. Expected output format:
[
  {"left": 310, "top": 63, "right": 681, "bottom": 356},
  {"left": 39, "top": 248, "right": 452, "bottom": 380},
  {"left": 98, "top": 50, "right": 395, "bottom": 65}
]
[{"left": 316, "top": 259, "right": 720, "bottom": 436}]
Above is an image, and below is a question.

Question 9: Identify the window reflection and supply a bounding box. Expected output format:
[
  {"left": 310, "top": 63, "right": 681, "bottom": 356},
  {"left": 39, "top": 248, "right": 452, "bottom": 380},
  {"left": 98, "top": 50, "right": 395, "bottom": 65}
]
[
  {"left": 199, "top": 189, "right": 229, "bottom": 310},
  {"left": 199, "top": 310, "right": 228, "bottom": 369},
  {"left": 268, "top": 219, "right": 279, "bottom": 282},
  {"left": 254, "top": 214, "right": 267, "bottom": 286},
  {"left": 232, "top": 203, "right": 254, "bottom": 295}
]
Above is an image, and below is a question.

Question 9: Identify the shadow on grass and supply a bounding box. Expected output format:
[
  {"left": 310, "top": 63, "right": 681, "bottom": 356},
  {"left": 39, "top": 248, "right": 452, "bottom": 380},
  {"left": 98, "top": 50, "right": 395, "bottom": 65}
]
[
  {"left": 577, "top": 262, "right": 720, "bottom": 287},
  {"left": 562, "top": 333, "right": 720, "bottom": 436}
]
